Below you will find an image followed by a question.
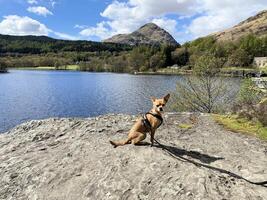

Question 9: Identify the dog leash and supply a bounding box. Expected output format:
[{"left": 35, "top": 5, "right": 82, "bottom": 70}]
[{"left": 149, "top": 115, "right": 267, "bottom": 188}]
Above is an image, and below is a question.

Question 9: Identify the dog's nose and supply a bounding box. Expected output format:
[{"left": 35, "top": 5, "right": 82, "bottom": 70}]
[{"left": 159, "top": 107, "right": 163, "bottom": 111}]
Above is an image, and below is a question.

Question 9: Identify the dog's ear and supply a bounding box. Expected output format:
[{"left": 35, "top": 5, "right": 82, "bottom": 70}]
[
  {"left": 151, "top": 97, "right": 156, "bottom": 102},
  {"left": 163, "top": 93, "right": 170, "bottom": 102}
]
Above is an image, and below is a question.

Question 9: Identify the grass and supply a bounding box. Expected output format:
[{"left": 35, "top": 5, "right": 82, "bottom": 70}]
[
  {"left": 14, "top": 66, "right": 55, "bottom": 70},
  {"left": 66, "top": 65, "right": 79, "bottom": 70},
  {"left": 213, "top": 114, "right": 267, "bottom": 141},
  {"left": 158, "top": 68, "right": 192, "bottom": 73},
  {"left": 155, "top": 66, "right": 256, "bottom": 75},
  {"left": 221, "top": 67, "right": 256, "bottom": 72},
  {"left": 13, "top": 65, "right": 80, "bottom": 71},
  {"left": 222, "top": 66, "right": 267, "bottom": 73},
  {"left": 178, "top": 123, "right": 193, "bottom": 129},
  {"left": 260, "top": 66, "right": 267, "bottom": 73}
]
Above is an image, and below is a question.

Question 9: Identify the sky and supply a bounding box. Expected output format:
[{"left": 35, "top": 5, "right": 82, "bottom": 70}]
[{"left": 0, "top": 0, "right": 266, "bottom": 43}]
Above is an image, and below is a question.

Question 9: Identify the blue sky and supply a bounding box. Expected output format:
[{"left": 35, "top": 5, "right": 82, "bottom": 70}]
[{"left": 0, "top": 0, "right": 266, "bottom": 43}]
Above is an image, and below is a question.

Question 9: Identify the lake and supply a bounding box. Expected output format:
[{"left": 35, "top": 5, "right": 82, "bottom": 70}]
[{"left": 0, "top": 70, "right": 241, "bottom": 133}]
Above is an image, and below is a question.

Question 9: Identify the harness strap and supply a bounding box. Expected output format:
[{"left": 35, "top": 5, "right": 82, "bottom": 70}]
[{"left": 142, "top": 112, "right": 163, "bottom": 130}]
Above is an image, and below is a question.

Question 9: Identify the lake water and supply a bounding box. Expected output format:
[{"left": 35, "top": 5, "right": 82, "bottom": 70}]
[{"left": 0, "top": 70, "right": 241, "bottom": 133}]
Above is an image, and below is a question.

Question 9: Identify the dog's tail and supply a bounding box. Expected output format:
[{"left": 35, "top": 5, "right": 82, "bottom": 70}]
[{"left": 109, "top": 138, "right": 131, "bottom": 148}]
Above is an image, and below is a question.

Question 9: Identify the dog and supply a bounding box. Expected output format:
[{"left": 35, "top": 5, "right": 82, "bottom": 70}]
[{"left": 110, "top": 94, "right": 170, "bottom": 148}]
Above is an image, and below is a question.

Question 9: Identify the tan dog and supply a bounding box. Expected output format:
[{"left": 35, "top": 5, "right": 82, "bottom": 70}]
[{"left": 110, "top": 94, "right": 170, "bottom": 148}]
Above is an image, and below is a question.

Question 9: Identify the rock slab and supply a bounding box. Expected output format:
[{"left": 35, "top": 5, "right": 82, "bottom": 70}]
[{"left": 0, "top": 113, "right": 266, "bottom": 200}]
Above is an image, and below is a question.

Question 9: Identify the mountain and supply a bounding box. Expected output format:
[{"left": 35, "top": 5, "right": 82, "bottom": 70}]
[
  {"left": 0, "top": 34, "right": 131, "bottom": 54},
  {"left": 211, "top": 10, "right": 267, "bottom": 41},
  {"left": 103, "top": 23, "right": 179, "bottom": 46}
]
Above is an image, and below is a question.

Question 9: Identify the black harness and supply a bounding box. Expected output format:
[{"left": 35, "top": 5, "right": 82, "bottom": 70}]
[{"left": 142, "top": 112, "right": 163, "bottom": 131}]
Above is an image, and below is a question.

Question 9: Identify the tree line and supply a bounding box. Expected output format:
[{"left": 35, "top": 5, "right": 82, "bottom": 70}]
[
  {"left": 177, "top": 34, "right": 267, "bottom": 68},
  {"left": 0, "top": 34, "right": 131, "bottom": 54},
  {"left": 0, "top": 33, "right": 266, "bottom": 72}
]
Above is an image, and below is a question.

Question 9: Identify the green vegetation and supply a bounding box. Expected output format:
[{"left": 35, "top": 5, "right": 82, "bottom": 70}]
[
  {"left": 178, "top": 123, "right": 193, "bottom": 129},
  {"left": 221, "top": 67, "right": 255, "bottom": 72},
  {"left": 212, "top": 79, "right": 267, "bottom": 140},
  {"left": 234, "top": 78, "right": 267, "bottom": 126},
  {"left": 171, "top": 54, "right": 228, "bottom": 113},
  {"left": 0, "top": 33, "right": 175, "bottom": 73},
  {"left": 0, "top": 34, "right": 131, "bottom": 54},
  {"left": 183, "top": 34, "right": 267, "bottom": 68},
  {"left": 0, "top": 33, "right": 266, "bottom": 73},
  {"left": 78, "top": 45, "right": 174, "bottom": 73},
  {"left": 237, "top": 78, "right": 263, "bottom": 105},
  {"left": 0, "top": 65, "right": 7, "bottom": 72},
  {"left": 213, "top": 114, "right": 267, "bottom": 140},
  {"left": 260, "top": 66, "right": 267, "bottom": 73}
]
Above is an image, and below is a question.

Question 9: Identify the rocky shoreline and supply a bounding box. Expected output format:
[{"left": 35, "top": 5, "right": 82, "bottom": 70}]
[{"left": 0, "top": 113, "right": 267, "bottom": 200}]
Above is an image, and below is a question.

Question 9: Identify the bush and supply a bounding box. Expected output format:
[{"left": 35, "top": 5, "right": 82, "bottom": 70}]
[
  {"left": 234, "top": 78, "right": 266, "bottom": 126},
  {"left": 171, "top": 55, "right": 229, "bottom": 113}
]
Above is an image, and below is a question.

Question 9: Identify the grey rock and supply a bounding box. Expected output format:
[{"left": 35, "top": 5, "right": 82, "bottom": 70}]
[{"left": 0, "top": 113, "right": 266, "bottom": 200}]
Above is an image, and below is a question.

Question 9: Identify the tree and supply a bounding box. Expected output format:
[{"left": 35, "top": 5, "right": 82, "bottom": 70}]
[
  {"left": 54, "top": 61, "right": 60, "bottom": 70},
  {"left": 227, "top": 48, "right": 251, "bottom": 67},
  {"left": 171, "top": 55, "right": 229, "bottom": 113},
  {"left": 160, "top": 45, "right": 174, "bottom": 67},
  {"left": 171, "top": 47, "right": 189, "bottom": 66},
  {"left": 149, "top": 53, "right": 164, "bottom": 71},
  {"left": 235, "top": 78, "right": 267, "bottom": 125},
  {"left": 128, "top": 48, "right": 147, "bottom": 71},
  {"left": 0, "top": 60, "right": 7, "bottom": 72}
]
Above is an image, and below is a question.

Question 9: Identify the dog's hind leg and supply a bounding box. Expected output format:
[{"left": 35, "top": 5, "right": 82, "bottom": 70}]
[
  {"left": 131, "top": 132, "right": 146, "bottom": 145},
  {"left": 110, "top": 137, "right": 132, "bottom": 148},
  {"left": 110, "top": 131, "right": 146, "bottom": 148}
]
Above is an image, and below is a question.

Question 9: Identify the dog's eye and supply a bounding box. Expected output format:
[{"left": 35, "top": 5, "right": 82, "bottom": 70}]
[
  {"left": 162, "top": 104, "right": 165, "bottom": 106},
  {"left": 156, "top": 105, "right": 160, "bottom": 107}
]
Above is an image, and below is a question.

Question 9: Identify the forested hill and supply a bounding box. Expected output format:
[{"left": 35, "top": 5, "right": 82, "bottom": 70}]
[{"left": 0, "top": 34, "right": 132, "bottom": 54}]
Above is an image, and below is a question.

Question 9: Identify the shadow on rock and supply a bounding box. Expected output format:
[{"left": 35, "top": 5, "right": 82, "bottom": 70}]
[
  {"left": 152, "top": 141, "right": 267, "bottom": 187},
  {"left": 154, "top": 144, "right": 224, "bottom": 164},
  {"left": 135, "top": 142, "right": 224, "bottom": 164}
]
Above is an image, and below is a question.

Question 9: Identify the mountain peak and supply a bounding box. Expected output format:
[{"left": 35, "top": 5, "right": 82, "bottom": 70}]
[
  {"left": 103, "top": 23, "right": 179, "bottom": 46},
  {"left": 139, "top": 22, "right": 159, "bottom": 29}
]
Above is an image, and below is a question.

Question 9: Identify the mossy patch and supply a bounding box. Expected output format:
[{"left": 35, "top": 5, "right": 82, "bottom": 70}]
[
  {"left": 213, "top": 114, "right": 267, "bottom": 140},
  {"left": 178, "top": 123, "right": 193, "bottom": 129}
]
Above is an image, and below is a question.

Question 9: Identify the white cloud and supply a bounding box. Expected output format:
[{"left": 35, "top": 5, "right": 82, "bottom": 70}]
[
  {"left": 80, "top": 0, "right": 200, "bottom": 40},
  {"left": 187, "top": 0, "right": 267, "bottom": 39},
  {"left": 74, "top": 24, "right": 88, "bottom": 29},
  {"left": 80, "top": 0, "right": 267, "bottom": 43},
  {"left": 27, "top": 0, "right": 57, "bottom": 7},
  {"left": 152, "top": 18, "right": 178, "bottom": 37},
  {"left": 27, "top": 6, "right": 53, "bottom": 17},
  {"left": 79, "top": 22, "right": 113, "bottom": 40},
  {"left": 0, "top": 15, "right": 80, "bottom": 41},
  {"left": 53, "top": 32, "right": 79, "bottom": 40},
  {"left": 0, "top": 15, "right": 51, "bottom": 36},
  {"left": 50, "top": 0, "right": 57, "bottom": 8},
  {"left": 27, "top": 0, "right": 38, "bottom": 4}
]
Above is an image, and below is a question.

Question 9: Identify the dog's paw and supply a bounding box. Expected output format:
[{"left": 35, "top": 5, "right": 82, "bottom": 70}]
[{"left": 109, "top": 141, "right": 117, "bottom": 148}]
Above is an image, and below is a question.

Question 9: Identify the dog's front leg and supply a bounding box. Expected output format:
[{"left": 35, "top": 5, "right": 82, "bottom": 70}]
[{"left": 150, "top": 130, "right": 155, "bottom": 147}]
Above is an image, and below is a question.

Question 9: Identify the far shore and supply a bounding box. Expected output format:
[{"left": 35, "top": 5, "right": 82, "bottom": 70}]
[{"left": 9, "top": 65, "right": 267, "bottom": 77}]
